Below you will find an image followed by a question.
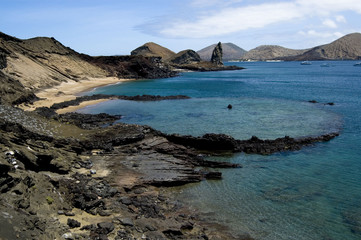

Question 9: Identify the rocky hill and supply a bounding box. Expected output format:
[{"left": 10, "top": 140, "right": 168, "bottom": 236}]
[
  {"left": 132, "top": 42, "right": 244, "bottom": 72},
  {"left": 168, "top": 50, "right": 201, "bottom": 65},
  {"left": 282, "top": 33, "right": 361, "bottom": 61},
  {"left": 240, "top": 45, "right": 308, "bottom": 61},
  {"left": 131, "top": 42, "right": 176, "bottom": 61},
  {"left": 0, "top": 34, "right": 107, "bottom": 90},
  {"left": 0, "top": 32, "right": 176, "bottom": 105},
  {"left": 197, "top": 43, "right": 247, "bottom": 61}
]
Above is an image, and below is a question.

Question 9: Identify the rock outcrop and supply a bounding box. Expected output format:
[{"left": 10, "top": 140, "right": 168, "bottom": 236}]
[
  {"left": 132, "top": 41, "right": 243, "bottom": 72},
  {"left": 169, "top": 50, "right": 201, "bottom": 65},
  {"left": 211, "top": 42, "right": 223, "bottom": 65},
  {"left": 0, "top": 52, "right": 6, "bottom": 69},
  {"left": 0, "top": 103, "right": 244, "bottom": 239},
  {"left": 165, "top": 132, "right": 339, "bottom": 155},
  {"left": 0, "top": 71, "right": 38, "bottom": 105},
  {"left": 0, "top": 32, "right": 178, "bottom": 105}
]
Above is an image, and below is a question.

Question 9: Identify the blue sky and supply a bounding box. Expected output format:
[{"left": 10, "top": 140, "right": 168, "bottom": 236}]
[{"left": 1, "top": 0, "right": 360, "bottom": 55}]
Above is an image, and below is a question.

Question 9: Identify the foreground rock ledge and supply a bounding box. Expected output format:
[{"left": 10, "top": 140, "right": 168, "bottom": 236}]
[{"left": 0, "top": 104, "right": 339, "bottom": 239}]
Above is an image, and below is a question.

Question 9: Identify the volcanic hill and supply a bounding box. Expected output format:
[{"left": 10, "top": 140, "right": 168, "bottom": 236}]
[
  {"left": 197, "top": 43, "right": 247, "bottom": 61},
  {"left": 282, "top": 33, "right": 361, "bottom": 61}
]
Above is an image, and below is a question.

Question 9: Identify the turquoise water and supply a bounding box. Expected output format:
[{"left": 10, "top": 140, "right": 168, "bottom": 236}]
[{"left": 79, "top": 61, "right": 361, "bottom": 239}]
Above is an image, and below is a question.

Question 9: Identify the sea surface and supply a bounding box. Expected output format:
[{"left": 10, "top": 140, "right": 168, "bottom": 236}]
[{"left": 79, "top": 61, "right": 361, "bottom": 240}]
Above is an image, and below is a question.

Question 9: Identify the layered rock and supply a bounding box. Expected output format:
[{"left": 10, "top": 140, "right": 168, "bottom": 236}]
[
  {"left": 211, "top": 42, "right": 223, "bottom": 65},
  {"left": 165, "top": 132, "right": 339, "bottom": 155},
  {"left": 0, "top": 103, "right": 244, "bottom": 239},
  {"left": 169, "top": 50, "right": 201, "bottom": 64},
  {"left": 0, "top": 71, "right": 38, "bottom": 105},
  {"left": 0, "top": 52, "right": 6, "bottom": 69}
]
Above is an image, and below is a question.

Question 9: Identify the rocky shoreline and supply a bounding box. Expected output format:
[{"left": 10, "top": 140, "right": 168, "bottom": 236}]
[
  {"left": 0, "top": 32, "right": 340, "bottom": 239},
  {"left": 0, "top": 98, "right": 339, "bottom": 239}
]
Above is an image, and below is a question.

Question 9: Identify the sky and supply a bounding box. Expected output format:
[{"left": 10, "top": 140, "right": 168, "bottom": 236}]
[{"left": 1, "top": 0, "right": 361, "bottom": 56}]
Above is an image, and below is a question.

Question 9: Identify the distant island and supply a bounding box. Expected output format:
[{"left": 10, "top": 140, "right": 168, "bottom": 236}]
[
  {"left": 190, "top": 33, "right": 361, "bottom": 62},
  {"left": 239, "top": 32, "right": 361, "bottom": 61}
]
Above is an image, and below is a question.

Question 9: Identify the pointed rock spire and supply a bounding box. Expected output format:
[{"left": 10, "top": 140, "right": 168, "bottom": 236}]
[{"left": 211, "top": 42, "right": 223, "bottom": 65}]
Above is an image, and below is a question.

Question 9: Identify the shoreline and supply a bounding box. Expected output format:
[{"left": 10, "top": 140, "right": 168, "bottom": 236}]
[{"left": 20, "top": 77, "right": 134, "bottom": 113}]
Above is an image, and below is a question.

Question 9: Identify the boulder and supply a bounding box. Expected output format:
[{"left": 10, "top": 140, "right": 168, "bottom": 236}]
[
  {"left": 67, "top": 218, "right": 81, "bottom": 228},
  {"left": 97, "top": 222, "right": 114, "bottom": 234},
  {"left": 211, "top": 42, "right": 223, "bottom": 65}
]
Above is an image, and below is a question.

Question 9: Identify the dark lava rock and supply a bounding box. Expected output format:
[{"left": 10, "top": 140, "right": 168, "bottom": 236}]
[
  {"left": 81, "top": 224, "right": 97, "bottom": 231},
  {"left": 97, "top": 222, "right": 115, "bottom": 234},
  {"left": 79, "top": 54, "right": 177, "bottom": 79},
  {"left": 49, "top": 94, "right": 190, "bottom": 111},
  {"left": 119, "top": 218, "right": 134, "bottom": 227},
  {"left": 0, "top": 52, "right": 7, "bottom": 69},
  {"left": 165, "top": 132, "right": 339, "bottom": 155},
  {"left": 116, "top": 229, "right": 136, "bottom": 240},
  {"left": 55, "top": 112, "right": 122, "bottom": 129},
  {"left": 34, "top": 107, "right": 57, "bottom": 118},
  {"left": 0, "top": 71, "right": 38, "bottom": 105},
  {"left": 67, "top": 218, "right": 81, "bottom": 228},
  {"left": 169, "top": 50, "right": 202, "bottom": 65},
  {"left": 88, "top": 181, "right": 118, "bottom": 198},
  {"left": 119, "top": 196, "right": 132, "bottom": 205},
  {"left": 202, "top": 171, "right": 222, "bottom": 180},
  {"left": 211, "top": 42, "right": 223, "bottom": 66},
  {"left": 163, "top": 229, "right": 184, "bottom": 238}
]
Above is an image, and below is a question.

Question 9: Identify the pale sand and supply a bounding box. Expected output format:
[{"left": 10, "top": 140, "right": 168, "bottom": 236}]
[{"left": 20, "top": 77, "right": 133, "bottom": 113}]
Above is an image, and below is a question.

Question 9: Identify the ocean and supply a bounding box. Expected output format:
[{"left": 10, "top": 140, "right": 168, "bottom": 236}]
[{"left": 78, "top": 61, "right": 361, "bottom": 240}]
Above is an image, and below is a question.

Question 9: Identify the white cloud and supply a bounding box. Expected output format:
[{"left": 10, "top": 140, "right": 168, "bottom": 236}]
[
  {"left": 323, "top": 19, "right": 337, "bottom": 28},
  {"left": 299, "top": 30, "right": 344, "bottom": 38},
  {"left": 336, "top": 15, "right": 346, "bottom": 23},
  {"left": 295, "top": 0, "right": 361, "bottom": 14},
  {"left": 151, "top": 0, "right": 361, "bottom": 38},
  {"left": 160, "top": 2, "right": 302, "bottom": 38}
]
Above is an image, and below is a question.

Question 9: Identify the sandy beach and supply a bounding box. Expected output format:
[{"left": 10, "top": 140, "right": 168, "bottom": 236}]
[{"left": 21, "top": 77, "right": 133, "bottom": 113}]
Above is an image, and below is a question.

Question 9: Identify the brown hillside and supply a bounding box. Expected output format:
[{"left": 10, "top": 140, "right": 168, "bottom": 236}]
[
  {"left": 0, "top": 32, "right": 176, "bottom": 96},
  {"left": 288, "top": 33, "right": 361, "bottom": 61},
  {"left": 0, "top": 33, "right": 108, "bottom": 90},
  {"left": 131, "top": 42, "right": 176, "bottom": 61}
]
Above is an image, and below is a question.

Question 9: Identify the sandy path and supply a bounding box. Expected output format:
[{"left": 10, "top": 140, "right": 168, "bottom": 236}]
[{"left": 20, "top": 77, "right": 133, "bottom": 113}]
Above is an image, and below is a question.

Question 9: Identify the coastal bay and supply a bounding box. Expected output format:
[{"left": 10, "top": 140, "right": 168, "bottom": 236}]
[
  {"left": 79, "top": 61, "right": 361, "bottom": 239},
  {"left": 1, "top": 28, "right": 361, "bottom": 239}
]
